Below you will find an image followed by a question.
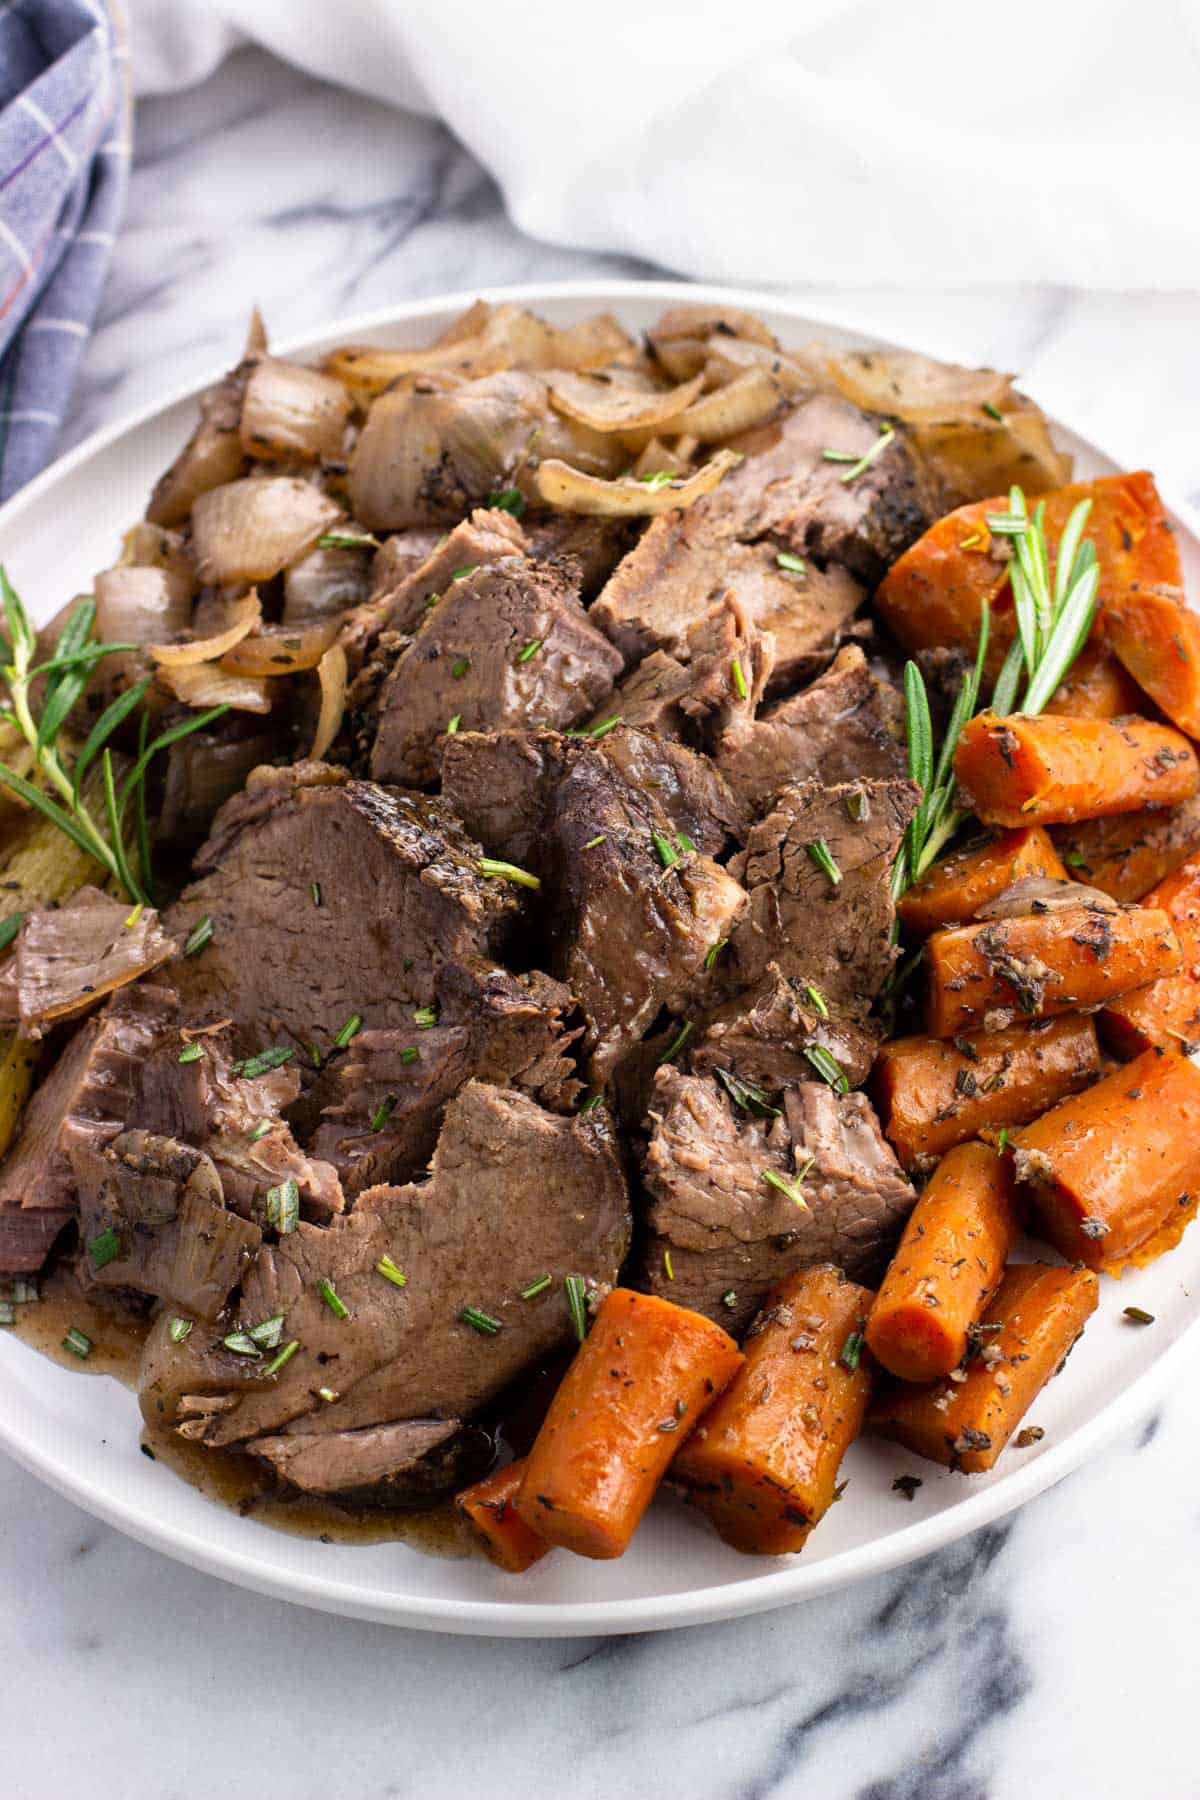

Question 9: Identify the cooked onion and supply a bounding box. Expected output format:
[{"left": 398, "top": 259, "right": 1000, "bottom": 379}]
[
  {"left": 534, "top": 449, "right": 742, "bottom": 517},
  {"left": 159, "top": 661, "right": 275, "bottom": 714},
  {"left": 548, "top": 369, "right": 703, "bottom": 434},
  {"left": 650, "top": 305, "right": 779, "bottom": 351},
  {"left": 284, "top": 543, "right": 373, "bottom": 623},
  {"left": 146, "top": 313, "right": 263, "bottom": 527},
  {"left": 95, "top": 565, "right": 193, "bottom": 646},
  {"left": 240, "top": 357, "right": 351, "bottom": 462},
  {"left": 326, "top": 305, "right": 634, "bottom": 398},
  {"left": 701, "top": 337, "right": 812, "bottom": 395},
  {"left": 630, "top": 437, "right": 692, "bottom": 479},
  {"left": 668, "top": 366, "right": 789, "bottom": 441},
  {"left": 149, "top": 592, "right": 261, "bottom": 668},
  {"left": 191, "top": 477, "right": 343, "bottom": 585},
  {"left": 310, "top": 641, "right": 348, "bottom": 758},
  {"left": 220, "top": 617, "right": 340, "bottom": 676},
  {"left": 118, "top": 521, "right": 192, "bottom": 578}
]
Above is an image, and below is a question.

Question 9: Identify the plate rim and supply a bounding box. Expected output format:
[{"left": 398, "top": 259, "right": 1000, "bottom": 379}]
[{"left": 2, "top": 275, "right": 1198, "bottom": 1637}]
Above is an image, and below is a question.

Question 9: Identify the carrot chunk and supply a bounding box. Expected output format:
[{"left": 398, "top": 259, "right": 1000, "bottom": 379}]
[
  {"left": 897, "top": 826, "right": 1068, "bottom": 938},
  {"left": 866, "top": 1142, "right": 1019, "bottom": 1382},
  {"left": 1100, "top": 852, "right": 1200, "bottom": 1058},
  {"left": 954, "top": 712, "right": 1199, "bottom": 830},
  {"left": 876, "top": 471, "right": 1183, "bottom": 665},
  {"left": 1043, "top": 640, "right": 1147, "bottom": 721},
  {"left": 515, "top": 1289, "right": 743, "bottom": 1560},
  {"left": 671, "top": 1265, "right": 873, "bottom": 1554},
  {"left": 872, "top": 1015, "right": 1100, "bottom": 1172},
  {"left": 925, "top": 904, "right": 1182, "bottom": 1037},
  {"left": 456, "top": 1458, "right": 552, "bottom": 1573},
  {"left": 1051, "top": 795, "right": 1200, "bottom": 902},
  {"left": 870, "top": 1262, "right": 1098, "bottom": 1471},
  {"left": 1012, "top": 1046, "right": 1200, "bottom": 1271},
  {"left": 1103, "top": 585, "right": 1200, "bottom": 738}
]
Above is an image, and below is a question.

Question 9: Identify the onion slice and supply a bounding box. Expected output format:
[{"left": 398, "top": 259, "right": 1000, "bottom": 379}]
[
  {"left": 160, "top": 662, "right": 275, "bottom": 714},
  {"left": 668, "top": 367, "right": 789, "bottom": 441},
  {"left": 240, "top": 357, "right": 351, "bottom": 463},
  {"left": 310, "top": 641, "right": 348, "bottom": 759},
  {"left": 95, "top": 565, "right": 193, "bottom": 646},
  {"left": 326, "top": 306, "right": 634, "bottom": 397},
  {"left": 191, "top": 477, "right": 343, "bottom": 585},
  {"left": 220, "top": 617, "right": 340, "bottom": 676},
  {"left": 534, "top": 449, "right": 742, "bottom": 517},
  {"left": 548, "top": 370, "right": 704, "bottom": 434},
  {"left": 149, "top": 592, "right": 261, "bottom": 668}
]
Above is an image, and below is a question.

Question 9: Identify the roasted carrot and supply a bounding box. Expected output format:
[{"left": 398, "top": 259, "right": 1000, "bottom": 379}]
[
  {"left": 954, "top": 712, "right": 1199, "bottom": 829},
  {"left": 515, "top": 1289, "right": 743, "bottom": 1560},
  {"left": 456, "top": 1458, "right": 552, "bottom": 1574},
  {"left": 897, "top": 826, "right": 1068, "bottom": 938},
  {"left": 1052, "top": 794, "right": 1200, "bottom": 903},
  {"left": 1100, "top": 852, "right": 1200, "bottom": 1059},
  {"left": 872, "top": 1015, "right": 1100, "bottom": 1171},
  {"left": 876, "top": 471, "right": 1182, "bottom": 664},
  {"left": 1103, "top": 585, "right": 1200, "bottom": 738},
  {"left": 671, "top": 1266, "right": 873, "bottom": 1555},
  {"left": 1043, "top": 640, "right": 1148, "bottom": 721},
  {"left": 925, "top": 903, "right": 1182, "bottom": 1037},
  {"left": 865, "top": 1143, "right": 1019, "bottom": 1383},
  {"left": 870, "top": 1263, "right": 1099, "bottom": 1471},
  {"left": 1012, "top": 1046, "right": 1200, "bottom": 1271}
]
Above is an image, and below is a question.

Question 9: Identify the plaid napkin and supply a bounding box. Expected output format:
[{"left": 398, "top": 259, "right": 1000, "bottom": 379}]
[{"left": 0, "top": 0, "right": 130, "bottom": 503}]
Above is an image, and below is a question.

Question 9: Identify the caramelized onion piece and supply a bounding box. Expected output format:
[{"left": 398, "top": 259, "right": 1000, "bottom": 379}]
[
  {"left": 283, "top": 543, "right": 373, "bottom": 623},
  {"left": 146, "top": 312, "right": 263, "bottom": 527},
  {"left": 326, "top": 305, "right": 634, "bottom": 398},
  {"left": 630, "top": 437, "right": 692, "bottom": 479},
  {"left": 974, "top": 876, "right": 1119, "bottom": 920},
  {"left": 191, "top": 477, "right": 342, "bottom": 585},
  {"left": 159, "top": 662, "right": 275, "bottom": 714},
  {"left": 534, "top": 448, "right": 741, "bottom": 517},
  {"left": 149, "top": 592, "right": 261, "bottom": 668},
  {"left": 669, "top": 366, "right": 790, "bottom": 441},
  {"left": 650, "top": 305, "right": 778, "bottom": 350},
  {"left": 548, "top": 369, "right": 703, "bottom": 433},
  {"left": 240, "top": 357, "right": 351, "bottom": 463},
  {"left": 220, "top": 618, "right": 340, "bottom": 676},
  {"left": 12, "top": 887, "right": 178, "bottom": 1039},
  {"left": 95, "top": 565, "right": 193, "bottom": 646},
  {"left": 310, "top": 641, "right": 348, "bottom": 759}
]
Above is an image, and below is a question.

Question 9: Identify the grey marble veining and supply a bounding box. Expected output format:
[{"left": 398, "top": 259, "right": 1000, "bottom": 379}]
[{"left": 4, "top": 44, "right": 1200, "bottom": 1800}]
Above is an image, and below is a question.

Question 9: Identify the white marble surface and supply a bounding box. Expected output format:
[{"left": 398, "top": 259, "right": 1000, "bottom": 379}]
[{"left": 4, "top": 45, "right": 1200, "bottom": 1800}]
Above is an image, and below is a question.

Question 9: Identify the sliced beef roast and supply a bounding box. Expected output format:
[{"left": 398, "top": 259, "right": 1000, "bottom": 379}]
[
  {"left": 0, "top": 887, "right": 177, "bottom": 1040},
  {"left": 372, "top": 506, "right": 527, "bottom": 637},
  {"left": 524, "top": 511, "right": 637, "bottom": 599},
  {"left": 602, "top": 593, "right": 773, "bottom": 750},
  {"left": 716, "top": 644, "right": 907, "bottom": 822},
  {"left": 71, "top": 1130, "right": 260, "bottom": 1319},
  {"left": 592, "top": 394, "right": 932, "bottom": 682},
  {"left": 144, "top": 1080, "right": 631, "bottom": 1447},
  {"left": 639, "top": 1067, "right": 914, "bottom": 1331},
  {"left": 368, "top": 555, "right": 622, "bottom": 787},
  {"left": 249, "top": 1417, "right": 463, "bottom": 1498}
]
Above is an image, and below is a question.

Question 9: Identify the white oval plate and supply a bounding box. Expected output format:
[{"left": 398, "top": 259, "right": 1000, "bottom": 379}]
[{"left": 1, "top": 281, "right": 1198, "bottom": 1637}]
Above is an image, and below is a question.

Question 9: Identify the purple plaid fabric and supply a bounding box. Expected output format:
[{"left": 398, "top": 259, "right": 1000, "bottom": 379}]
[{"left": 0, "top": 0, "right": 129, "bottom": 501}]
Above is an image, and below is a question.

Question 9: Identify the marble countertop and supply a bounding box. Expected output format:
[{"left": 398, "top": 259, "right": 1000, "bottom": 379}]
[{"left": 4, "top": 45, "right": 1200, "bottom": 1800}]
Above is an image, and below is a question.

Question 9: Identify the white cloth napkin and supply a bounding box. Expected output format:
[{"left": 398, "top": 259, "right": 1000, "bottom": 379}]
[{"left": 129, "top": 0, "right": 1200, "bottom": 289}]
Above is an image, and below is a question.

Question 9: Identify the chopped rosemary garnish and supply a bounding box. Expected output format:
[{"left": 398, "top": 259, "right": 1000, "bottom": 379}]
[
  {"left": 317, "top": 1277, "right": 349, "bottom": 1320},
  {"left": 714, "top": 1066, "right": 781, "bottom": 1118},
  {"left": 839, "top": 1330, "right": 865, "bottom": 1372},
  {"left": 399, "top": 1045, "right": 420, "bottom": 1065},
  {"left": 451, "top": 565, "right": 477, "bottom": 581},
  {"left": 370, "top": 1095, "right": 396, "bottom": 1132},
  {"left": 565, "top": 1274, "right": 589, "bottom": 1341},
  {"left": 222, "top": 1330, "right": 259, "bottom": 1356},
  {"left": 318, "top": 1387, "right": 337, "bottom": 1402},
  {"left": 721, "top": 1289, "right": 738, "bottom": 1310},
  {"left": 250, "top": 1119, "right": 274, "bottom": 1142},
  {"left": 804, "top": 1043, "right": 849, "bottom": 1092},
  {"left": 460, "top": 1305, "right": 502, "bottom": 1336},
  {"left": 1123, "top": 1306, "right": 1155, "bottom": 1325},
  {"left": 124, "top": 901, "right": 143, "bottom": 929},
  {"left": 308, "top": 1042, "right": 323, "bottom": 1071},
  {"left": 578, "top": 1092, "right": 604, "bottom": 1115},
  {"left": 997, "top": 1128, "right": 1009, "bottom": 1154},
  {"left": 311, "top": 882, "right": 322, "bottom": 906},
  {"left": 334, "top": 1014, "right": 363, "bottom": 1049},
  {"left": 676, "top": 830, "right": 697, "bottom": 854},
  {"left": 248, "top": 1313, "right": 285, "bottom": 1350},
  {"left": 183, "top": 915, "right": 213, "bottom": 957},
  {"left": 982, "top": 401, "right": 1004, "bottom": 423},
  {"left": 11, "top": 1279, "right": 37, "bottom": 1304},
  {"left": 652, "top": 831, "right": 679, "bottom": 869},
  {"left": 0, "top": 1301, "right": 16, "bottom": 1327},
  {"left": 663, "top": 1250, "right": 675, "bottom": 1280},
  {"left": 704, "top": 937, "right": 727, "bottom": 971},
  {"left": 516, "top": 639, "right": 543, "bottom": 663},
  {"left": 264, "top": 1339, "right": 299, "bottom": 1376},
  {"left": 177, "top": 1042, "right": 204, "bottom": 1064},
  {"left": 731, "top": 657, "right": 748, "bottom": 700},
  {"left": 478, "top": 856, "right": 541, "bottom": 890},
  {"left": 1064, "top": 850, "right": 1088, "bottom": 869},
  {"left": 822, "top": 420, "right": 894, "bottom": 484},
  {"left": 763, "top": 1166, "right": 811, "bottom": 1209},
  {"left": 487, "top": 488, "right": 526, "bottom": 517},
  {"left": 62, "top": 1326, "right": 92, "bottom": 1359},
  {"left": 451, "top": 657, "right": 470, "bottom": 680},
  {"left": 807, "top": 839, "right": 842, "bottom": 886},
  {"left": 776, "top": 551, "right": 806, "bottom": 574},
  {"left": 638, "top": 470, "right": 676, "bottom": 490},
  {"left": 88, "top": 1226, "right": 121, "bottom": 1270},
  {"left": 233, "top": 1046, "right": 295, "bottom": 1080},
  {"left": 168, "top": 1317, "right": 193, "bottom": 1343},
  {"left": 583, "top": 833, "right": 607, "bottom": 849},
  {"left": 318, "top": 530, "right": 379, "bottom": 551},
  {"left": 804, "top": 984, "right": 829, "bottom": 1019},
  {"left": 520, "top": 1274, "right": 552, "bottom": 1299},
  {"left": 586, "top": 714, "right": 620, "bottom": 740},
  {"left": 845, "top": 789, "right": 869, "bottom": 822},
  {"left": 266, "top": 1178, "right": 299, "bottom": 1235},
  {"left": 658, "top": 1020, "right": 693, "bottom": 1065},
  {"left": 446, "top": 713, "right": 462, "bottom": 734},
  {"left": 412, "top": 1006, "right": 438, "bottom": 1028},
  {"left": 0, "top": 911, "right": 23, "bottom": 952},
  {"left": 376, "top": 1254, "right": 408, "bottom": 1289}
]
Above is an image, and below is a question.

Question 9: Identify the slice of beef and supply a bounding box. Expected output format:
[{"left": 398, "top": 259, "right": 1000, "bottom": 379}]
[
  {"left": 602, "top": 593, "right": 773, "bottom": 751},
  {"left": 71, "top": 1129, "right": 260, "bottom": 1319},
  {"left": 165, "top": 762, "right": 521, "bottom": 1055},
  {"left": 367, "top": 528, "right": 449, "bottom": 603},
  {"left": 693, "top": 961, "right": 876, "bottom": 1093},
  {"left": 373, "top": 507, "right": 528, "bottom": 636},
  {"left": 639, "top": 1067, "right": 914, "bottom": 1331},
  {"left": 716, "top": 644, "right": 907, "bottom": 822},
  {"left": 156, "top": 717, "right": 280, "bottom": 856},
  {"left": 596, "top": 722, "right": 744, "bottom": 855},
  {"left": 442, "top": 727, "right": 746, "bottom": 1080},
  {"left": 305, "top": 964, "right": 580, "bottom": 1197},
  {"left": 5, "top": 887, "right": 177, "bottom": 1040},
  {"left": 248, "top": 1418, "right": 461, "bottom": 1497},
  {"left": 147, "top": 1080, "right": 631, "bottom": 1446},
  {"left": 715, "top": 776, "right": 919, "bottom": 1086},
  {"left": 524, "top": 511, "right": 637, "bottom": 600},
  {"left": 0, "top": 982, "right": 176, "bottom": 1274},
  {"left": 368, "top": 556, "right": 622, "bottom": 788},
  {"left": 592, "top": 394, "right": 931, "bottom": 682}
]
